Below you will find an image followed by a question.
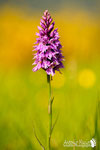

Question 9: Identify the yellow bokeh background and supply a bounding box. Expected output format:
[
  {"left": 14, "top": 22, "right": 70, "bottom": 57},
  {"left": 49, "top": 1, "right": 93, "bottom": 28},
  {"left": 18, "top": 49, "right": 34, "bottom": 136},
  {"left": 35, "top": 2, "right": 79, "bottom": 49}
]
[{"left": 78, "top": 69, "right": 96, "bottom": 88}]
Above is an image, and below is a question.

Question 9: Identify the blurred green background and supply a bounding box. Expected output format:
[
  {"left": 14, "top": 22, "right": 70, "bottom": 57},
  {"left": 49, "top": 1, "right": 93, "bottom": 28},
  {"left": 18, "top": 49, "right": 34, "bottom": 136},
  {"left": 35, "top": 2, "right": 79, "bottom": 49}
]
[{"left": 0, "top": 0, "right": 100, "bottom": 150}]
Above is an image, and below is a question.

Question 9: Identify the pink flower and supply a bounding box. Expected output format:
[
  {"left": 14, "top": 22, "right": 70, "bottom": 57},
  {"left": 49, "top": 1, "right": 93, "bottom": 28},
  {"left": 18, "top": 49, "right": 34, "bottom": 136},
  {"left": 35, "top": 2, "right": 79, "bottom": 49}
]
[{"left": 32, "top": 10, "right": 64, "bottom": 76}]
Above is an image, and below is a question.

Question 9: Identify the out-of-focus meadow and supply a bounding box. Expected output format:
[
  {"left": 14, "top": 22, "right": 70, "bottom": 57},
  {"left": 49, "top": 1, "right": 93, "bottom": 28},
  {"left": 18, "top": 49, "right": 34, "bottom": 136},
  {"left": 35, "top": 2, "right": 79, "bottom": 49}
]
[{"left": 0, "top": 1, "right": 100, "bottom": 150}]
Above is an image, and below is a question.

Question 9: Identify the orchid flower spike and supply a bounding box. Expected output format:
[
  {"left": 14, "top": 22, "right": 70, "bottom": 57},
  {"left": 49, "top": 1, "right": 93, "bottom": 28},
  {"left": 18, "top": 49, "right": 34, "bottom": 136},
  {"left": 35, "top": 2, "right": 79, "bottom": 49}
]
[{"left": 32, "top": 10, "right": 64, "bottom": 76}]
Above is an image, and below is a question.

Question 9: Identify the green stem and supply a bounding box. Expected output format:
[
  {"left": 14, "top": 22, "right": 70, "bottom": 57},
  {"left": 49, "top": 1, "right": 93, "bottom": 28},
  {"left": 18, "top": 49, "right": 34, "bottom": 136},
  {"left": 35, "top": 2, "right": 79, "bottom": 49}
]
[{"left": 47, "top": 75, "right": 52, "bottom": 150}]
